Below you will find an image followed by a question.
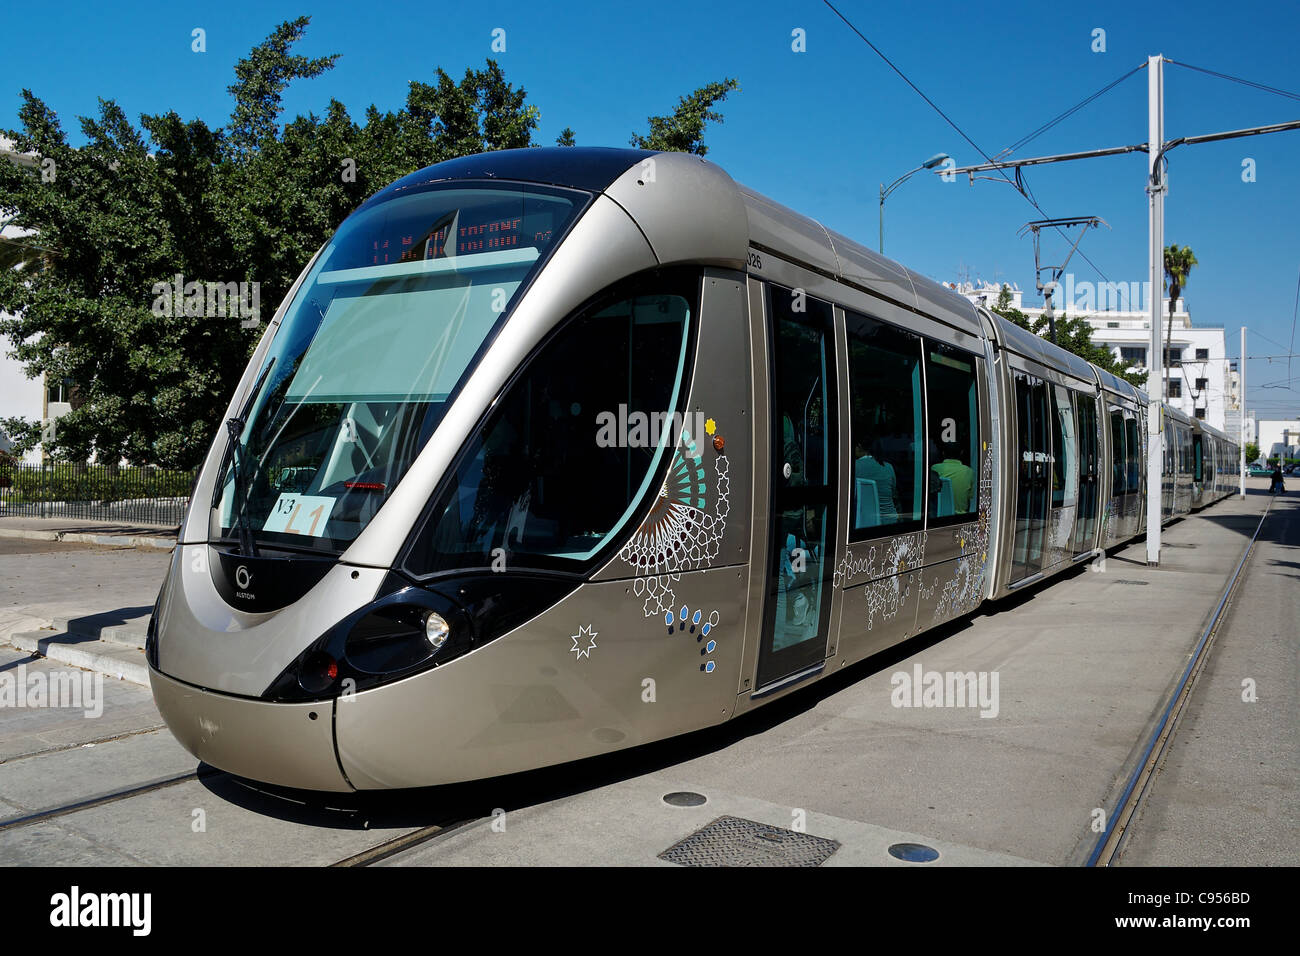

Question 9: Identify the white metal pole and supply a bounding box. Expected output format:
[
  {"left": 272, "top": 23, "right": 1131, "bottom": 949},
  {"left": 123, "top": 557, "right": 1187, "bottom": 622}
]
[
  {"left": 1240, "top": 326, "right": 1246, "bottom": 497},
  {"left": 1146, "top": 54, "right": 1165, "bottom": 566}
]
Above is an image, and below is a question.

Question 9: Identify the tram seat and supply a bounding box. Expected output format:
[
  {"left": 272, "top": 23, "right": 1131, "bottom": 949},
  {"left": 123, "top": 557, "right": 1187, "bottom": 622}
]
[
  {"left": 854, "top": 478, "right": 880, "bottom": 528},
  {"left": 936, "top": 477, "right": 954, "bottom": 517}
]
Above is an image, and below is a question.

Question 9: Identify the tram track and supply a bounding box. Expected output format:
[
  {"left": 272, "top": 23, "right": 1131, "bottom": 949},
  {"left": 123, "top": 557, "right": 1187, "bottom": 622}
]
[
  {"left": 1087, "top": 495, "right": 1274, "bottom": 866},
  {"left": 329, "top": 817, "right": 479, "bottom": 867},
  {"left": 0, "top": 768, "right": 219, "bottom": 833}
]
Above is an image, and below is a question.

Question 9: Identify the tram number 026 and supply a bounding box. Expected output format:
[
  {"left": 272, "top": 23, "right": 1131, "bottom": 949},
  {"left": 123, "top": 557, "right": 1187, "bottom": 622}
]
[
  {"left": 262, "top": 493, "right": 336, "bottom": 537},
  {"left": 747, "top": 250, "right": 763, "bottom": 271}
]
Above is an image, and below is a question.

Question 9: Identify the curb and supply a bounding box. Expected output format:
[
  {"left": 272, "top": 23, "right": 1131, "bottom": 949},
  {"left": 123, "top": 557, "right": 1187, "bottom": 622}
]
[
  {"left": 6, "top": 629, "right": 149, "bottom": 686},
  {"left": 0, "top": 527, "right": 176, "bottom": 552}
]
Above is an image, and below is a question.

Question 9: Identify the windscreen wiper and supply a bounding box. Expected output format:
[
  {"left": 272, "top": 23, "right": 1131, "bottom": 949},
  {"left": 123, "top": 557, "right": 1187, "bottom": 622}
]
[
  {"left": 226, "top": 417, "right": 257, "bottom": 557},
  {"left": 222, "top": 358, "right": 276, "bottom": 557}
]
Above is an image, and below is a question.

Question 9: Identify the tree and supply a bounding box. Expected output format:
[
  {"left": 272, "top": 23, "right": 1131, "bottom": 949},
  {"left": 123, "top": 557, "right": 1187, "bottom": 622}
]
[
  {"left": 992, "top": 285, "right": 1147, "bottom": 388},
  {"left": 4, "top": 20, "right": 729, "bottom": 468},
  {"left": 555, "top": 127, "right": 576, "bottom": 147},
  {"left": 1245, "top": 442, "right": 1260, "bottom": 464},
  {"left": 630, "top": 79, "right": 740, "bottom": 155},
  {"left": 1163, "top": 244, "right": 1198, "bottom": 396}
]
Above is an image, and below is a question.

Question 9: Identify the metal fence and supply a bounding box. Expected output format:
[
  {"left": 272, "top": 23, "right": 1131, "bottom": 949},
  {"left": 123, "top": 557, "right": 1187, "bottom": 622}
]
[{"left": 0, "top": 460, "right": 198, "bottom": 527}]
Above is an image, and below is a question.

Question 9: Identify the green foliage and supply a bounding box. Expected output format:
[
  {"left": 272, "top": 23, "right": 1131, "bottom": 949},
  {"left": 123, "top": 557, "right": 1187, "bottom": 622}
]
[
  {"left": 0, "top": 22, "right": 539, "bottom": 469},
  {"left": 1163, "top": 244, "right": 1198, "bottom": 301},
  {"left": 555, "top": 127, "right": 576, "bottom": 147},
  {"left": 1162, "top": 244, "right": 1197, "bottom": 381},
  {"left": 1244, "top": 442, "right": 1259, "bottom": 462},
  {"left": 992, "top": 285, "right": 1148, "bottom": 389},
  {"left": 0, "top": 462, "right": 194, "bottom": 501},
  {"left": 630, "top": 79, "right": 740, "bottom": 155}
]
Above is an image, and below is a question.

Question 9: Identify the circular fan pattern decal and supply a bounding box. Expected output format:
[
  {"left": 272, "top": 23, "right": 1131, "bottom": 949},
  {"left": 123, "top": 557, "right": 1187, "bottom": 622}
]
[{"left": 621, "top": 427, "right": 729, "bottom": 618}]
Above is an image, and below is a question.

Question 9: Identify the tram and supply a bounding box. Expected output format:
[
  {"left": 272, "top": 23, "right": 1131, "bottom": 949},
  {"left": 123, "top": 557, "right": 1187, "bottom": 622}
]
[{"left": 148, "top": 148, "right": 1238, "bottom": 790}]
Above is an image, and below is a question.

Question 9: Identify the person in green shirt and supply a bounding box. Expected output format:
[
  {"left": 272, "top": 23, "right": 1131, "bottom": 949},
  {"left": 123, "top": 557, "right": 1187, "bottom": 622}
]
[{"left": 931, "top": 442, "right": 974, "bottom": 514}]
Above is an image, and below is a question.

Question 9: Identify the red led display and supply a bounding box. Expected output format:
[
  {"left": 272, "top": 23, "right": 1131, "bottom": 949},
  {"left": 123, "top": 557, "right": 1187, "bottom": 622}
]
[{"left": 374, "top": 215, "right": 539, "bottom": 264}]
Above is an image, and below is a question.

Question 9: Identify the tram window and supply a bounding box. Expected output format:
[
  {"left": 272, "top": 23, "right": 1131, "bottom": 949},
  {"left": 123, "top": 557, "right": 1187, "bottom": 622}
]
[
  {"left": 924, "top": 341, "right": 979, "bottom": 519},
  {"left": 1125, "top": 416, "right": 1141, "bottom": 490},
  {"left": 404, "top": 274, "right": 696, "bottom": 574},
  {"left": 846, "top": 312, "right": 924, "bottom": 536},
  {"left": 1109, "top": 407, "right": 1125, "bottom": 494},
  {"left": 1050, "top": 386, "right": 1077, "bottom": 508}
]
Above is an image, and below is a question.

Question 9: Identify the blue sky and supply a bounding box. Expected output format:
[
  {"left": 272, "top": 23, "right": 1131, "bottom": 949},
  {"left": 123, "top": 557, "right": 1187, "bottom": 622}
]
[{"left": 5, "top": 0, "right": 1298, "bottom": 419}]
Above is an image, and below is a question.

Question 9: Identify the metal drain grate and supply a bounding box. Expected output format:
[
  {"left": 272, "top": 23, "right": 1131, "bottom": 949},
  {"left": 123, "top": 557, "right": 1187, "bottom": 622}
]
[
  {"left": 658, "top": 815, "right": 840, "bottom": 867},
  {"left": 1113, "top": 579, "right": 1151, "bottom": 586}
]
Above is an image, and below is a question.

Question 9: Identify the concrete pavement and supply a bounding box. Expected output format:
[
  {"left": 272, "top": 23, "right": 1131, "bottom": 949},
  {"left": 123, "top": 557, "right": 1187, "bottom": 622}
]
[{"left": 0, "top": 516, "right": 176, "bottom": 552}]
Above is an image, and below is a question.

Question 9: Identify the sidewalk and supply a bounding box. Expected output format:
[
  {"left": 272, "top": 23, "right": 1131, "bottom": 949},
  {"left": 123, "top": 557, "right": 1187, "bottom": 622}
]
[
  {"left": 0, "top": 530, "right": 173, "bottom": 687},
  {"left": 0, "top": 516, "right": 177, "bottom": 552}
]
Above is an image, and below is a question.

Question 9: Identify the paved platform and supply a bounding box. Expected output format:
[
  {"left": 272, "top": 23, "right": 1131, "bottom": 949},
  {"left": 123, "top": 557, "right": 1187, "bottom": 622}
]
[
  {"left": 0, "top": 482, "right": 1292, "bottom": 866},
  {"left": 0, "top": 516, "right": 177, "bottom": 552}
]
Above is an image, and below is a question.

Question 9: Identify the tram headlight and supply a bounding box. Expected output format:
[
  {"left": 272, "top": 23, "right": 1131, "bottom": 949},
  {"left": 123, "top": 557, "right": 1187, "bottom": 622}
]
[
  {"left": 424, "top": 610, "right": 450, "bottom": 650},
  {"left": 264, "top": 586, "right": 474, "bottom": 702}
]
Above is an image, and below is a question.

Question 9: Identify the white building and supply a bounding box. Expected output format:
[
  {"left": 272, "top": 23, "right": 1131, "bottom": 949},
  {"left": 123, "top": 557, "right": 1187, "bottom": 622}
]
[
  {"left": 1257, "top": 420, "right": 1300, "bottom": 460},
  {"left": 1, "top": 135, "right": 65, "bottom": 464},
  {"left": 951, "top": 280, "right": 1234, "bottom": 433}
]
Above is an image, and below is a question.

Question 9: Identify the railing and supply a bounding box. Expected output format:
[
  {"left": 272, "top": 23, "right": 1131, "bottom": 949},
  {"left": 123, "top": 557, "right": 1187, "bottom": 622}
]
[{"left": 0, "top": 460, "right": 198, "bottom": 527}]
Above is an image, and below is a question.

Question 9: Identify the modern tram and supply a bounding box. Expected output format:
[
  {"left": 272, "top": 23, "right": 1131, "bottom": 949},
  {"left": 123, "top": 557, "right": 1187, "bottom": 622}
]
[{"left": 148, "top": 148, "right": 1239, "bottom": 791}]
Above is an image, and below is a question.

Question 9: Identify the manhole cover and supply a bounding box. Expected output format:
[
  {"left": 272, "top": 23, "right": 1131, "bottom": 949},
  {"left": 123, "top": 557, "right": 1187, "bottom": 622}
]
[
  {"left": 658, "top": 815, "right": 840, "bottom": 867},
  {"left": 888, "top": 842, "right": 940, "bottom": 863},
  {"left": 662, "top": 791, "right": 708, "bottom": 807}
]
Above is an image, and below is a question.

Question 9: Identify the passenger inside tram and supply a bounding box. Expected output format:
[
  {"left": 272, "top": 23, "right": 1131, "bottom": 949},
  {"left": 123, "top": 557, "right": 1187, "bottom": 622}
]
[
  {"left": 931, "top": 439, "right": 975, "bottom": 514},
  {"left": 853, "top": 438, "right": 900, "bottom": 522}
]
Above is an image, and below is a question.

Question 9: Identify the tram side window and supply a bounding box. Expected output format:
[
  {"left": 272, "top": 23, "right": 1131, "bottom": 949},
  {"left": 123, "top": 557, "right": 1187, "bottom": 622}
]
[
  {"left": 1049, "top": 386, "right": 1077, "bottom": 509},
  {"left": 924, "top": 341, "right": 980, "bottom": 518},
  {"left": 846, "top": 311, "right": 924, "bottom": 536},
  {"left": 1125, "top": 416, "right": 1141, "bottom": 490},
  {"left": 1109, "top": 407, "right": 1126, "bottom": 494},
  {"left": 404, "top": 276, "right": 696, "bottom": 575}
]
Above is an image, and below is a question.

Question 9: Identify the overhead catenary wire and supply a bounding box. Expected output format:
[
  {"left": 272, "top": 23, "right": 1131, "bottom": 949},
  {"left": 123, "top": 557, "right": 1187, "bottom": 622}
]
[
  {"left": 999, "top": 62, "right": 1148, "bottom": 158},
  {"left": 821, "top": 0, "right": 1138, "bottom": 309},
  {"left": 1164, "top": 58, "right": 1300, "bottom": 104}
]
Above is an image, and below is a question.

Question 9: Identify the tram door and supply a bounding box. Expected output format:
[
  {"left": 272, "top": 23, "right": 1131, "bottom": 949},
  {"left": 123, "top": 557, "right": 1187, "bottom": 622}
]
[
  {"left": 1071, "top": 394, "right": 1100, "bottom": 555},
  {"left": 1011, "top": 372, "right": 1050, "bottom": 582},
  {"left": 756, "top": 284, "right": 838, "bottom": 691}
]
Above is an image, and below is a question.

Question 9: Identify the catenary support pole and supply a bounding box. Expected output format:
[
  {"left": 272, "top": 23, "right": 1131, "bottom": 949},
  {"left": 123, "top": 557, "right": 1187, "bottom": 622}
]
[
  {"left": 1146, "top": 54, "right": 1165, "bottom": 567},
  {"left": 1240, "top": 326, "right": 1246, "bottom": 497}
]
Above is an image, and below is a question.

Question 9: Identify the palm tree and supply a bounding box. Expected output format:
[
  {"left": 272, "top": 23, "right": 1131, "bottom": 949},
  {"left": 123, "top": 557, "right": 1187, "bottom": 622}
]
[{"left": 1163, "top": 244, "right": 1198, "bottom": 398}]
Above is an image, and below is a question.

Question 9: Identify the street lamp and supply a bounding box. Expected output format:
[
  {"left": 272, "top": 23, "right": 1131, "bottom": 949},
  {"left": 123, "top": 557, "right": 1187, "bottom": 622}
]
[{"left": 879, "top": 152, "right": 949, "bottom": 254}]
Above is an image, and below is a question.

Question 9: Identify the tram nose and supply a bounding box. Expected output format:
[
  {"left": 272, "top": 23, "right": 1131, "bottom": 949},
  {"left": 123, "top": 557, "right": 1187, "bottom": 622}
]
[{"left": 149, "top": 666, "right": 352, "bottom": 792}]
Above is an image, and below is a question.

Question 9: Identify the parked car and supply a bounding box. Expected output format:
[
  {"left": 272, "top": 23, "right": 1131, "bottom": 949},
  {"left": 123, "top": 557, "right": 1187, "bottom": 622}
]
[{"left": 1248, "top": 463, "right": 1273, "bottom": 477}]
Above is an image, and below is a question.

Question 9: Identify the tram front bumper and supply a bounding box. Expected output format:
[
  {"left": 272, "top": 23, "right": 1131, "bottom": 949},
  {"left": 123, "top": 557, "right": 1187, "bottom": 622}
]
[{"left": 149, "top": 665, "right": 352, "bottom": 792}]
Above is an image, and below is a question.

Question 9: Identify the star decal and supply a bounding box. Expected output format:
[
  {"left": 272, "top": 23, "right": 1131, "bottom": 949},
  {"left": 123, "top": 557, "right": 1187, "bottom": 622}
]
[{"left": 570, "top": 624, "right": 598, "bottom": 660}]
